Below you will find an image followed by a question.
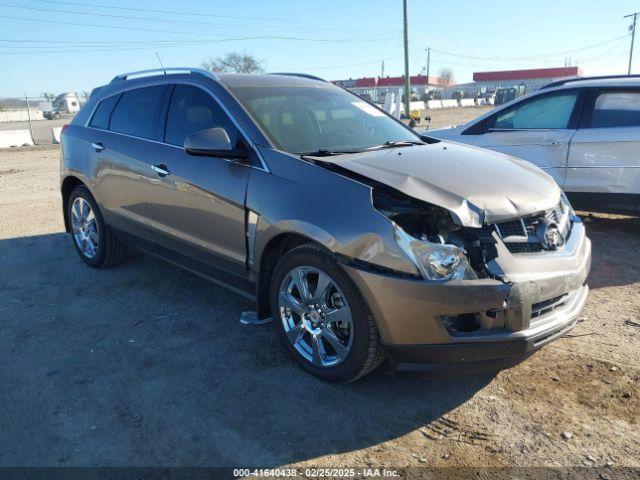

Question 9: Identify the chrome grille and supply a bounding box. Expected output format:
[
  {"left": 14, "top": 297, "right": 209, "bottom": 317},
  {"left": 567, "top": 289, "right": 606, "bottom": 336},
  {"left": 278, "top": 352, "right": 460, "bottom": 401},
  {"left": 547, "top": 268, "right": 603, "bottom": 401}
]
[{"left": 493, "top": 199, "right": 572, "bottom": 254}]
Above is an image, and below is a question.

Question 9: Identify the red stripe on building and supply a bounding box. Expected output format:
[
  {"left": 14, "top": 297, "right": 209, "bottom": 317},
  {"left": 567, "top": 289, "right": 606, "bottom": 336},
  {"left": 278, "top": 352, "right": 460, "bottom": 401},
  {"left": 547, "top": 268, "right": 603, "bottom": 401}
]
[
  {"left": 376, "top": 75, "right": 433, "bottom": 87},
  {"left": 355, "top": 77, "right": 377, "bottom": 87},
  {"left": 473, "top": 67, "right": 581, "bottom": 82}
]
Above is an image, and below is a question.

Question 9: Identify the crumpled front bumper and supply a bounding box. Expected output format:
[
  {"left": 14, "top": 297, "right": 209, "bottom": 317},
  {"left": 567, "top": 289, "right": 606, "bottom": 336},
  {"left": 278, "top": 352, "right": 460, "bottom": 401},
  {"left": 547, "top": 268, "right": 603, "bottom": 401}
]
[{"left": 342, "top": 221, "right": 591, "bottom": 372}]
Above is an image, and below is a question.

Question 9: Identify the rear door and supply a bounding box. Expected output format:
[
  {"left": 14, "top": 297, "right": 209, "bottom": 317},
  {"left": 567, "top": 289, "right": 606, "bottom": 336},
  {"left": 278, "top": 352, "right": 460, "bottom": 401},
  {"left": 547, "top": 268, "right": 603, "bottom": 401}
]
[
  {"left": 472, "top": 90, "right": 583, "bottom": 187},
  {"left": 565, "top": 88, "right": 640, "bottom": 211},
  {"left": 88, "top": 84, "right": 170, "bottom": 234}
]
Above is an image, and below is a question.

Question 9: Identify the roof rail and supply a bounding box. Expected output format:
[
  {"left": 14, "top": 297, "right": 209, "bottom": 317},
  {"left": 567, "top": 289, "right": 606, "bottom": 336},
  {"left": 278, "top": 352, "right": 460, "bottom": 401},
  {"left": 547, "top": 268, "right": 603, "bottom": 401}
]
[
  {"left": 541, "top": 74, "right": 640, "bottom": 89},
  {"left": 269, "top": 72, "right": 327, "bottom": 82},
  {"left": 110, "top": 67, "right": 217, "bottom": 83}
]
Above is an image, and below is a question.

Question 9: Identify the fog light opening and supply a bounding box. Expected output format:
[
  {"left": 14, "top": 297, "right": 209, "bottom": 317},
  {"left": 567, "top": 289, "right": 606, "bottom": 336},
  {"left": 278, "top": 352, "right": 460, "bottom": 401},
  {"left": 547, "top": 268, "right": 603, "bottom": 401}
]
[{"left": 442, "top": 313, "right": 480, "bottom": 334}]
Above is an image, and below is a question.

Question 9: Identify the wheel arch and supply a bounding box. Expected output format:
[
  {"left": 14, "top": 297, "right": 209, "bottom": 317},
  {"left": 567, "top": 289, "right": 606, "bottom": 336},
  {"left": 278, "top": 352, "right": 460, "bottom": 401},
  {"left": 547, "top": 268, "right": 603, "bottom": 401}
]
[
  {"left": 255, "top": 232, "right": 329, "bottom": 320},
  {"left": 61, "top": 175, "right": 89, "bottom": 232}
]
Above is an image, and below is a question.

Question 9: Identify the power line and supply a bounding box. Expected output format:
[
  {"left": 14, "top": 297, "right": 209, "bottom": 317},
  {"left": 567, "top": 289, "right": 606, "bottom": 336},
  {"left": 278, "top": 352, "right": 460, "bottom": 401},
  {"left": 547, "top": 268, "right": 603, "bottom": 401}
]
[
  {"left": 303, "top": 35, "right": 630, "bottom": 76},
  {"left": 0, "top": 32, "right": 399, "bottom": 55},
  {"left": 431, "top": 36, "right": 629, "bottom": 62},
  {"left": 29, "top": 0, "right": 293, "bottom": 22},
  {"left": 0, "top": 31, "right": 398, "bottom": 48},
  {"left": 0, "top": 2, "right": 399, "bottom": 34},
  {"left": 0, "top": 38, "right": 209, "bottom": 46},
  {"left": 0, "top": 14, "right": 392, "bottom": 43},
  {"left": 0, "top": 36, "right": 369, "bottom": 55},
  {"left": 575, "top": 39, "right": 629, "bottom": 64}
]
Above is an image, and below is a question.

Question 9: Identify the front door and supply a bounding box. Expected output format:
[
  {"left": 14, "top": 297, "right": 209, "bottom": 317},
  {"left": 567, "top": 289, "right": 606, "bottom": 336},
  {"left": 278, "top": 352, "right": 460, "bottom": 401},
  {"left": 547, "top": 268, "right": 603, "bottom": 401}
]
[
  {"left": 141, "top": 83, "right": 251, "bottom": 280},
  {"left": 473, "top": 90, "right": 582, "bottom": 187}
]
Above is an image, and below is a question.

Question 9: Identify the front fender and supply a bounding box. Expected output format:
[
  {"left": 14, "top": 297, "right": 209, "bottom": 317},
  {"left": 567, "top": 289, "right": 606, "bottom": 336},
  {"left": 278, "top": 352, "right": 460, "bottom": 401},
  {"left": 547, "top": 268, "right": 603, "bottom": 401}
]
[{"left": 247, "top": 148, "right": 419, "bottom": 277}]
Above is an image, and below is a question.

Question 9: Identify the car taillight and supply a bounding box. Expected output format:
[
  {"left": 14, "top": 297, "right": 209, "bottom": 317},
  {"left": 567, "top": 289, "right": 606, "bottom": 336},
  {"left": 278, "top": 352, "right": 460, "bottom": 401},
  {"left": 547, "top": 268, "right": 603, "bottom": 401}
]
[{"left": 61, "top": 124, "right": 69, "bottom": 134}]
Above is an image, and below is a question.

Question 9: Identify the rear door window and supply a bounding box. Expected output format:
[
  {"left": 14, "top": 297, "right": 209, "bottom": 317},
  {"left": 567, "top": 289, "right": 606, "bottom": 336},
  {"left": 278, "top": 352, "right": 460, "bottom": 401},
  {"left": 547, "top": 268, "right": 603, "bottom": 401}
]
[
  {"left": 491, "top": 92, "right": 578, "bottom": 129},
  {"left": 588, "top": 91, "right": 640, "bottom": 128},
  {"left": 89, "top": 95, "right": 119, "bottom": 130},
  {"left": 164, "top": 84, "right": 237, "bottom": 147},
  {"left": 109, "top": 85, "right": 166, "bottom": 140}
]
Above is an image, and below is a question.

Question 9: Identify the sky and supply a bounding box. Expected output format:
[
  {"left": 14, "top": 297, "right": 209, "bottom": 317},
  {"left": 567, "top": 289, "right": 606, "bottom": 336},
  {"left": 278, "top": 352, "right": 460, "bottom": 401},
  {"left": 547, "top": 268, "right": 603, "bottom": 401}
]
[{"left": 0, "top": 0, "right": 638, "bottom": 98}]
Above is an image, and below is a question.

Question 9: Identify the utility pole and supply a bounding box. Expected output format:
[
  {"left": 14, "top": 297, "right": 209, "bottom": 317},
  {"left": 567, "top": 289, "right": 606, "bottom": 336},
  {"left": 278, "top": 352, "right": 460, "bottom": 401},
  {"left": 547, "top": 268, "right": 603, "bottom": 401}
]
[
  {"left": 24, "top": 92, "right": 34, "bottom": 144},
  {"left": 402, "top": 0, "right": 410, "bottom": 118},
  {"left": 426, "top": 47, "right": 431, "bottom": 84},
  {"left": 381, "top": 60, "right": 385, "bottom": 79},
  {"left": 625, "top": 12, "right": 639, "bottom": 74}
]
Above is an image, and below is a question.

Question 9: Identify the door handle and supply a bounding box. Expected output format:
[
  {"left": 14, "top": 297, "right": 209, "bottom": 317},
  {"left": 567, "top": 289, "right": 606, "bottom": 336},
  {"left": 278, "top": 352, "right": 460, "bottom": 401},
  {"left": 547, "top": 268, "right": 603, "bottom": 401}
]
[
  {"left": 151, "top": 163, "right": 170, "bottom": 177},
  {"left": 540, "top": 140, "right": 562, "bottom": 146},
  {"left": 91, "top": 142, "right": 105, "bottom": 152}
]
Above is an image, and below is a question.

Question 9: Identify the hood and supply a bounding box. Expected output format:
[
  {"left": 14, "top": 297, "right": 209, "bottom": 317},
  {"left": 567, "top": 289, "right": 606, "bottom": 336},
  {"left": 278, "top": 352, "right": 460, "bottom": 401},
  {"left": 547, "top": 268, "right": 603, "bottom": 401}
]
[{"left": 318, "top": 142, "right": 561, "bottom": 227}]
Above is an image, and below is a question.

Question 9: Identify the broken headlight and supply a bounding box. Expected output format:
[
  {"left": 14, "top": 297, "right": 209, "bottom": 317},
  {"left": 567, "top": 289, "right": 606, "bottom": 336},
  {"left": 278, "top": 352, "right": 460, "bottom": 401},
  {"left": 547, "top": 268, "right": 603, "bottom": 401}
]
[
  {"left": 560, "top": 192, "right": 576, "bottom": 217},
  {"left": 393, "top": 223, "right": 477, "bottom": 281}
]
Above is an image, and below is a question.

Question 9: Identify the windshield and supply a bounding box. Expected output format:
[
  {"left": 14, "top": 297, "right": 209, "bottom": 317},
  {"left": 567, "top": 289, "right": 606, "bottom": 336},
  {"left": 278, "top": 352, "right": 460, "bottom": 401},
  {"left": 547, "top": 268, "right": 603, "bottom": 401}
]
[{"left": 230, "top": 85, "right": 421, "bottom": 154}]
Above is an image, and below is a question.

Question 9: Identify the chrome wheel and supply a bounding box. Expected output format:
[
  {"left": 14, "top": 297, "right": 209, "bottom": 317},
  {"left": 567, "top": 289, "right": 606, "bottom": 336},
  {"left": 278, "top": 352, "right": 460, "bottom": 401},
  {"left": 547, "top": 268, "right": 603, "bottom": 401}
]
[
  {"left": 278, "top": 266, "right": 353, "bottom": 368},
  {"left": 70, "top": 197, "right": 99, "bottom": 258}
]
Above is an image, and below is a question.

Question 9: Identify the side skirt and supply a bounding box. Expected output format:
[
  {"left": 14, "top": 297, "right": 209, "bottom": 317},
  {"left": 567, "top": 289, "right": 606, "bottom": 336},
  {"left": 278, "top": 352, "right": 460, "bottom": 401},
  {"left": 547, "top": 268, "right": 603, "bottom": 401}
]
[{"left": 112, "top": 227, "right": 257, "bottom": 302}]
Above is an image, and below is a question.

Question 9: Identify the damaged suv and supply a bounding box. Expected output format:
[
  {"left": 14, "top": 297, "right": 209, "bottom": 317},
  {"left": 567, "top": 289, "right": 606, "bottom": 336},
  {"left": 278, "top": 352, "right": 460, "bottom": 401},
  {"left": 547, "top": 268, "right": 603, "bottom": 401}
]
[{"left": 60, "top": 68, "right": 591, "bottom": 382}]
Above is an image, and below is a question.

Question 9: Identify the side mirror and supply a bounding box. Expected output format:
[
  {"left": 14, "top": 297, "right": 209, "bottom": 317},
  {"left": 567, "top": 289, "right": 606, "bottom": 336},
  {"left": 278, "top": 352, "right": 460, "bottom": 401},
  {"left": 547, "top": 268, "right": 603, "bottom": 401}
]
[{"left": 184, "top": 127, "right": 250, "bottom": 160}]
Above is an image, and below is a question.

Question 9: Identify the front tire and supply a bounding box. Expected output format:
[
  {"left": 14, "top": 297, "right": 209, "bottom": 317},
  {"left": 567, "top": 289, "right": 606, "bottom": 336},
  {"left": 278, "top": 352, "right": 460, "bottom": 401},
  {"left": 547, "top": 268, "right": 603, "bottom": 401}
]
[
  {"left": 67, "top": 185, "right": 129, "bottom": 268},
  {"left": 269, "top": 244, "right": 385, "bottom": 382}
]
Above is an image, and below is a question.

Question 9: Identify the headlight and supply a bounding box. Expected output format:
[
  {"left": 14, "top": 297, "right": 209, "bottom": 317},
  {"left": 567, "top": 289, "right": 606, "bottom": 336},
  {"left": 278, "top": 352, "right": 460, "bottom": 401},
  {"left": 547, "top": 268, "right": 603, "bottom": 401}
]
[
  {"left": 560, "top": 192, "right": 575, "bottom": 217},
  {"left": 393, "top": 223, "right": 477, "bottom": 281}
]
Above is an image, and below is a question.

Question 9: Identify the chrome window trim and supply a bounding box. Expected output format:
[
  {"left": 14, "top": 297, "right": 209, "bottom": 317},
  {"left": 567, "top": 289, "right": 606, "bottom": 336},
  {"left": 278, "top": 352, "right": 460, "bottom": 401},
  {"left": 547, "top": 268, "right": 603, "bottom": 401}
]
[
  {"left": 84, "top": 79, "right": 270, "bottom": 173},
  {"left": 83, "top": 126, "right": 268, "bottom": 173}
]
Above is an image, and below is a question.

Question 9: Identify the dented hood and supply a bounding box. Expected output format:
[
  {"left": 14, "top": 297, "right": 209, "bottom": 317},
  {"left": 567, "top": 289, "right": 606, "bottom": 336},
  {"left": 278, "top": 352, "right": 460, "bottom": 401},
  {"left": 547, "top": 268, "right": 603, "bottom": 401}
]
[{"left": 318, "top": 141, "right": 561, "bottom": 227}]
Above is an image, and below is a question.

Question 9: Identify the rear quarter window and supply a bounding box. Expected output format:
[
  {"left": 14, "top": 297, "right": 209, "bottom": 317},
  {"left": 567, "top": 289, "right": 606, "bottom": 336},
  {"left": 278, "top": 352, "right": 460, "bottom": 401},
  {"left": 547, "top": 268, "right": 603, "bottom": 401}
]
[
  {"left": 589, "top": 91, "right": 640, "bottom": 128},
  {"left": 89, "top": 95, "right": 119, "bottom": 130}
]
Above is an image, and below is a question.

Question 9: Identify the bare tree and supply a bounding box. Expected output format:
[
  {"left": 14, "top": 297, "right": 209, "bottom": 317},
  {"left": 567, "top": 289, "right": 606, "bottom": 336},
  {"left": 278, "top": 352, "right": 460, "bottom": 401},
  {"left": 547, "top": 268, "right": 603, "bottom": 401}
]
[
  {"left": 42, "top": 93, "right": 55, "bottom": 101},
  {"left": 437, "top": 67, "right": 455, "bottom": 86},
  {"left": 201, "top": 52, "right": 264, "bottom": 74}
]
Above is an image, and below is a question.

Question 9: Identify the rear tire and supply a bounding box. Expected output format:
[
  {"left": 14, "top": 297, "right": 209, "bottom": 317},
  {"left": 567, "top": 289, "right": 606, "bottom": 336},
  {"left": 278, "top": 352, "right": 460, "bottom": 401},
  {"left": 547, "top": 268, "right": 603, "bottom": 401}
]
[
  {"left": 67, "top": 185, "right": 129, "bottom": 268},
  {"left": 269, "top": 244, "right": 385, "bottom": 383}
]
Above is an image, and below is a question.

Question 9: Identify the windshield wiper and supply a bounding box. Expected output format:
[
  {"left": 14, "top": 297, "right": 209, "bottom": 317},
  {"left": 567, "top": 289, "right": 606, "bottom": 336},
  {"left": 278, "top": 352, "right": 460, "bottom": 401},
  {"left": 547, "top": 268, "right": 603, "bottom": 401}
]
[
  {"left": 300, "top": 141, "right": 425, "bottom": 157},
  {"left": 379, "top": 140, "right": 426, "bottom": 148},
  {"left": 299, "top": 149, "right": 360, "bottom": 157}
]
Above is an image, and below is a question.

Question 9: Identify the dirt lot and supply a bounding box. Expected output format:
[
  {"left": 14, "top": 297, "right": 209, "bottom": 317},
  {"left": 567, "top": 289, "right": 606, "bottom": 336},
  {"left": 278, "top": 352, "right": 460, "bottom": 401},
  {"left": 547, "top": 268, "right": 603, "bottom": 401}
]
[
  {"left": 1, "top": 144, "right": 638, "bottom": 472},
  {"left": 419, "top": 106, "right": 494, "bottom": 130}
]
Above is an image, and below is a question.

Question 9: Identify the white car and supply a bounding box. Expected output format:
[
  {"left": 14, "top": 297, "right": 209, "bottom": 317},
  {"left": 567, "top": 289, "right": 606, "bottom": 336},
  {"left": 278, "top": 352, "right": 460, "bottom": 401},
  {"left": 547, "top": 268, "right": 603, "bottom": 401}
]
[{"left": 426, "top": 76, "right": 640, "bottom": 214}]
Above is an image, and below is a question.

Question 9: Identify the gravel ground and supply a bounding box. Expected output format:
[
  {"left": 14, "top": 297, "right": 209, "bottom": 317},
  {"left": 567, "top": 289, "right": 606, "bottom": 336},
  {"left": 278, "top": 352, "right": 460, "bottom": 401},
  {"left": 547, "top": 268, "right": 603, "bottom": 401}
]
[
  {"left": 0, "top": 146, "right": 638, "bottom": 471},
  {"left": 419, "top": 106, "right": 494, "bottom": 130}
]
